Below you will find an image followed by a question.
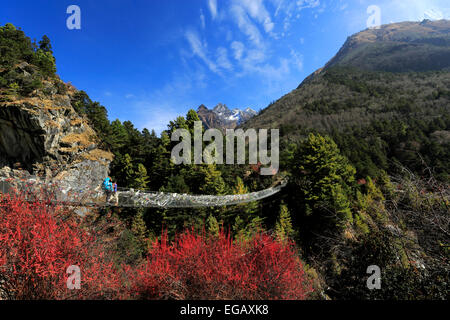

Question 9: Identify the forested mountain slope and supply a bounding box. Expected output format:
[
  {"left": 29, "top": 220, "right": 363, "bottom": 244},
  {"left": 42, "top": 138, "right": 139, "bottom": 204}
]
[
  {"left": 245, "top": 20, "right": 450, "bottom": 180},
  {"left": 0, "top": 21, "right": 448, "bottom": 301}
]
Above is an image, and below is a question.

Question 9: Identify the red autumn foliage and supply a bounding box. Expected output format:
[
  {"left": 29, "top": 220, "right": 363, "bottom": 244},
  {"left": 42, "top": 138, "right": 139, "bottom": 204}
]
[
  {"left": 130, "top": 229, "right": 313, "bottom": 300},
  {"left": 0, "top": 193, "right": 126, "bottom": 300},
  {"left": 0, "top": 192, "right": 312, "bottom": 300}
]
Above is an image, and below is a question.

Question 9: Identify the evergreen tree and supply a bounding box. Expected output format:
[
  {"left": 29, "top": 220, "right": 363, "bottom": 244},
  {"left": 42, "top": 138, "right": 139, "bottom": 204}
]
[
  {"left": 228, "top": 177, "right": 259, "bottom": 229},
  {"left": 116, "top": 153, "right": 134, "bottom": 187},
  {"left": 232, "top": 177, "right": 258, "bottom": 215},
  {"left": 132, "top": 163, "right": 149, "bottom": 190},
  {"left": 123, "top": 121, "right": 145, "bottom": 163},
  {"left": 198, "top": 164, "right": 226, "bottom": 195},
  {"left": 275, "top": 203, "right": 295, "bottom": 242},
  {"left": 110, "top": 119, "right": 129, "bottom": 154},
  {"left": 34, "top": 39, "right": 56, "bottom": 76},
  {"left": 331, "top": 184, "right": 353, "bottom": 227},
  {"left": 38, "top": 35, "right": 52, "bottom": 53},
  {"left": 131, "top": 209, "right": 149, "bottom": 254},
  {"left": 149, "top": 132, "right": 172, "bottom": 190},
  {"left": 206, "top": 214, "right": 220, "bottom": 237},
  {"left": 291, "top": 133, "right": 357, "bottom": 245},
  {"left": 232, "top": 215, "right": 245, "bottom": 239},
  {"left": 235, "top": 216, "right": 265, "bottom": 240},
  {"left": 292, "top": 133, "right": 356, "bottom": 207},
  {"left": 186, "top": 109, "right": 202, "bottom": 137}
]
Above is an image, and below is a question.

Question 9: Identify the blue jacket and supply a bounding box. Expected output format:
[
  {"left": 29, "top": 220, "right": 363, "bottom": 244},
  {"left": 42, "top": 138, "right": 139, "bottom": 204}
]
[{"left": 103, "top": 178, "right": 112, "bottom": 191}]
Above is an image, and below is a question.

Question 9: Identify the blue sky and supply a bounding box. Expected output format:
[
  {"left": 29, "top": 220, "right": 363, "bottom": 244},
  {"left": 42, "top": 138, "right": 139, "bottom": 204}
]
[{"left": 2, "top": 0, "right": 449, "bottom": 134}]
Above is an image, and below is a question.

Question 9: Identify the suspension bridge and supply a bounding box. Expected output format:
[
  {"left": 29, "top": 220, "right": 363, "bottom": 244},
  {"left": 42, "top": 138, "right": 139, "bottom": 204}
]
[{"left": 0, "top": 176, "right": 287, "bottom": 208}]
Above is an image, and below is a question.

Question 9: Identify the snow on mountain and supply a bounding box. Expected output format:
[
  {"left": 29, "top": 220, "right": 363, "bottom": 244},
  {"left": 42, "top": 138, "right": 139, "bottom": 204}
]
[{"left": 197, "top": 103, "right": 257, "bottom": 130}]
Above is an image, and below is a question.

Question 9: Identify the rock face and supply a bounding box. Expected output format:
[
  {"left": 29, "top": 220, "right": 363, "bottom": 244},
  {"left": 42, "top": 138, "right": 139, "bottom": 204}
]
[
  {"left": 0, "top": 104, "right": 46, "bottom": 169},
  {"left": 197, "top": 103, "right": 257, "bottom": 130},
  {"left": 0, "top": 78, "right": 113, "bottom": 190}
]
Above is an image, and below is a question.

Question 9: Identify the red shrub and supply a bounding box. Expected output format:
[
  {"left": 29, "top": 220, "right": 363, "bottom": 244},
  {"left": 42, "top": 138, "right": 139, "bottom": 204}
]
[
  {"left": 130, "top": 229, "right": 313, "bottom": 300},
  {"left": 0, "top": 192, "right": 312, "bottom": 300},
  {"left": 0, "top": 193, "right": 126, "bottom": 300}
]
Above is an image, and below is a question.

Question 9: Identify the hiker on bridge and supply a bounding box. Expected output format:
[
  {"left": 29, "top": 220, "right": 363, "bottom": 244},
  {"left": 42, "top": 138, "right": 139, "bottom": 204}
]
[{"left": 102, "top": 177, "right": 114, "bottom": 203}]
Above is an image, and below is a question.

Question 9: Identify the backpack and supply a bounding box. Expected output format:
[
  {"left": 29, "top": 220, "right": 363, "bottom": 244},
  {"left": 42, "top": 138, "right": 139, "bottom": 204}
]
[{"left": 102, "top": 178, "right": 112, "bottom": 191}]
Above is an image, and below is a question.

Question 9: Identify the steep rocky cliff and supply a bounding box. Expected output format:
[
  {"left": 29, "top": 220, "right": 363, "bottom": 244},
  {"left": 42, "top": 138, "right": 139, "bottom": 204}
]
[{"left": 0, "top": 62, "right": 113, "bottom": 190}]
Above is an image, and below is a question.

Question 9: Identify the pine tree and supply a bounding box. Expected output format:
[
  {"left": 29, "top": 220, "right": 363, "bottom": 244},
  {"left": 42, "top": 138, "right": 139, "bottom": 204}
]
[
  {"left": 275, "top": 203, "right": 295, "bottom": 242},
  {"left": 233, "top": 215, "right": 265, "bottom": 240},
  {"left": 131, "top": 209, "right": 149, "bottom": 254},
  {"left": 291, "top": 133, "right": 356, "bottom": 234},
  {"left": 186, "top": 109, "right": 202, "bottom": 137},
  {"left": 245, "top": 216, "right": 265, "bottom": 239},
  {"left": 38, "top": 35, "right": 52, "bottom": 52},
  {"left": 206, "top": 214, "right": 220, "bottom": 237},
  {"left": 116, "top": 153, "right": 134, "bottom": 187},
  {"left": 150, "top": 132, "right": 172, "bottom": 190},
  {"left": 232, "top": 215, "right": 245, "bottom": 239},
  {"left": 110, "top": 119, "right": 129, "bottom": 153},
  {"left": 293, "top": 134, "right": 355, "bottom": 203},
  {"left": 198, "top": 164, "right": 226, "bottom": 195},
  {"left": 233, "top": 177, "right": 258, "bottom": 213},
  {"left": 331, "top": 184, "right": 353, "bottom": 227},
  {"left": 132, "top": 163, "right": 149, "bottom": 190},
  {"left": 293, "top": 133, "right": 356, "bottom": 205}
]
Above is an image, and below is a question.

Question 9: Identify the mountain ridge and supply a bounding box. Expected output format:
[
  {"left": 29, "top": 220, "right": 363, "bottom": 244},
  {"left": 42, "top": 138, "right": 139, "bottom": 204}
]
[
  {"left": 197, "top": 103, "right": 257, "bottom": 130},
  {"left": 243, "top": 19, "right": 450, "bottom": 179},
  {"left": 246, "top": 19, "right": 450, "bottom": 131},
  {"left": 296, "top": 19, "right": 450, "bottom": 90}
]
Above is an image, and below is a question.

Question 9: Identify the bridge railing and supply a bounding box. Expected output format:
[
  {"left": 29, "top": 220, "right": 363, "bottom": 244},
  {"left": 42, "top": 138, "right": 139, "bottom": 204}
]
[{"left": 0, "top": 177, "right": 287, "bottom": 208}]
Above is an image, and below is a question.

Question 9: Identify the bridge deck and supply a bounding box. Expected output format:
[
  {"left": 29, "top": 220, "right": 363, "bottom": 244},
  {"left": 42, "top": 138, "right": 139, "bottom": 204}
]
[{"left": 0, "top": 177, "right": 286, "bottom": 208}]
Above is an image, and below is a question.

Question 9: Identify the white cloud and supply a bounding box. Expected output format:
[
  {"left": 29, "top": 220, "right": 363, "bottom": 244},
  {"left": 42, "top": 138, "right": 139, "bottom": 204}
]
[
  {"left": 208, "top": 0, "right": 218, "bottom": 19},
  {"left": 422, "top": 8, "right": 444, "bottom": 20},
  {"left": 139, "top": 104, "right": 180, "bottom": 135},
  {"left": 239, "top": 0, "right": 275, "bottom": 33},
  {"left": 231, "top": 41, "right": 245, "bottom": 60},
  {"left": 296, "top": 0, "right": 320, "bottom": 10},
  {"left": 125, "top": 94, "right": 135, "bottom": 99},
  {"left": 180, "top": 0, "right": 313, "bottom": 98},
  {"left": 185, "top": 31, "right": 236, "bottom": 74},
  {"left": 243, "top": 48, "right": 266, "bottom": 64},
  {"left": 243, "top": 58, "right": 291, "bottom": 81},
  {"left": 290, "top": 49, "right": 304, "bottom": 71},
  {"left": 131, "top": 69, "right": 208, "bottom": 135},
  {"left": 185, "top": 30, "right": 219, "bottom": 73},
  {"left": 270, "top": 0, "right": 322, "bottom": 36},
  {"left": 200, "top": 9, "right": 206, "bottom": 29},
  {"left": 230, "top": 3, "right": 264, "bottom": 47},
  {"left": 270, "top": 0, "right": 284, "bottom": 17},
  {"left": 264, "top": 18, "right": 275, "bottom": 33},
  {"left": 226, "top": 30, "right": 233, "bottom": 41},
  {"left": 283, "top": 16, "right": 291, "bottom": 31},
  {"left": 216, "top": 47, "right": 233, "bottom": 70},
  {"left": 380, "top": 0, "right": 450, "bottom": 23}
]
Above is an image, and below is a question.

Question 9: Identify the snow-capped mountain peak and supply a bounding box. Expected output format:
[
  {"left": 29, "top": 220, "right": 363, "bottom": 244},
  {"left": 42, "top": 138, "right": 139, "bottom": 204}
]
[{"left": 197, "top": 103, "right": 257, "bottom": 130}]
